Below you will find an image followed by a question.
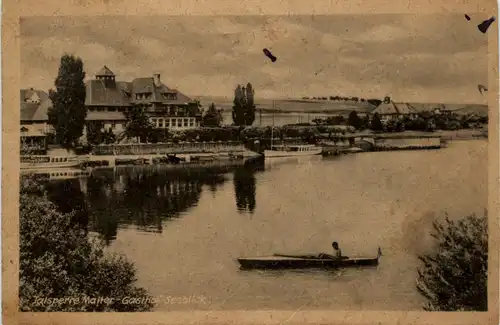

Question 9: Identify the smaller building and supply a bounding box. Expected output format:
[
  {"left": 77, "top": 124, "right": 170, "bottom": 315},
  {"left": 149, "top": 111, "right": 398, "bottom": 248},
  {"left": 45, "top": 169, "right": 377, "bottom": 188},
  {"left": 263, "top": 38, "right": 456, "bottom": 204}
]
[
  {"left": 371, "top": 97, "right": 419, "bottom": 122},
  {"left": 20, "top": 88, "right": 52, "bottom": 154}
]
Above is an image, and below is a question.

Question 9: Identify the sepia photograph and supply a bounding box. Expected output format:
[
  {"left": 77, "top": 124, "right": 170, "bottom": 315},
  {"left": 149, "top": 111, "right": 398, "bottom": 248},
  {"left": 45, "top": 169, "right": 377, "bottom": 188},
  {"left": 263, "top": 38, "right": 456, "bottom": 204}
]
[{"left": 3, "top": 2, "right": 499, "bottom": 324}]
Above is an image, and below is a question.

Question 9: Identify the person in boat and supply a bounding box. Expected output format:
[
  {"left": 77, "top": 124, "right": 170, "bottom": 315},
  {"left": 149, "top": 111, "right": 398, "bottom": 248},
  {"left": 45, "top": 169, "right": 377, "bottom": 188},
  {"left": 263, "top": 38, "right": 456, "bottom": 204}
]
[
  {"left": 318, "top": 241, "right": 347, "bottom": 260},
  {"left": 332, "top": 241, "right": 343, "bottom": 259}
]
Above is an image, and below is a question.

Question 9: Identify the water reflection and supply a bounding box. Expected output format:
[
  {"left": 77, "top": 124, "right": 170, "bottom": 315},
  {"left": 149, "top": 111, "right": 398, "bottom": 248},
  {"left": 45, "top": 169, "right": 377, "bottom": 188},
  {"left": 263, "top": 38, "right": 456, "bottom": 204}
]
[
  {"left": 38, "top": 158, "right": 266, "bottom": 244},
  {"left": 233, "top": 161, "right": 265, "bottom": 214},
  {"left": 81, "top": 167, "right": 230, "bottom": 243},
  {"left": 45, "top": 179, "right": 89, "bottom": 232}
]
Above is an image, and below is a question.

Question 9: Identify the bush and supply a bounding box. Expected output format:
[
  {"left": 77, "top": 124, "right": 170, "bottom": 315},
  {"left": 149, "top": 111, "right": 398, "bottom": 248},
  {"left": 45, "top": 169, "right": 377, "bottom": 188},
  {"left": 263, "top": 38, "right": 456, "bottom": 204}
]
[
  {"left": 171, "top": 127, "right": 241, "bottom": 142},
  {"left": 19, "top": 176, "right": 154, "bottom": 312},
  {"left": 147, "top": 129, "right": 170, "bottom": 143},
  {"left": 416, "top": 213, "right": 487, "bottom": 311},
  {"left": 201, "top": 103, "right": 224, "bottom": 127}
]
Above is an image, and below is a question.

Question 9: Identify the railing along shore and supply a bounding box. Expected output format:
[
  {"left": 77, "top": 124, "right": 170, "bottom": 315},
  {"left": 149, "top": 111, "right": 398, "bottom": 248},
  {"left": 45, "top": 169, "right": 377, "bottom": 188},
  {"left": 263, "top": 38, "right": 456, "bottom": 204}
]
[{"left": 92, "top": 141, "right": 246, "bottom": 156}]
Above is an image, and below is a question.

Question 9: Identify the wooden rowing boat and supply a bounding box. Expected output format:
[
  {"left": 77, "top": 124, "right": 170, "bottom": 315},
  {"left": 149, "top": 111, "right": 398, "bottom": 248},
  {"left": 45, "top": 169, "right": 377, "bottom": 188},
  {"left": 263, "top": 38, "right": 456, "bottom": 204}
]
[{"left": 237, "top": 247, "right": 382, "bottom": 270}]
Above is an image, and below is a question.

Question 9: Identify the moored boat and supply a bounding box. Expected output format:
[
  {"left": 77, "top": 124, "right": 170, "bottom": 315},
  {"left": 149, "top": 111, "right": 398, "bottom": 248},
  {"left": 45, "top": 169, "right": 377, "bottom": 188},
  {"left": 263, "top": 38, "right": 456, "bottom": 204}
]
[
  {"left": 264, "top": 106, "right": 322, "bottom": 158},
  {"left": 20, "top": 168, "right": 91, "bottom": 180},
  {"left": 21, "top": 155, "right": 87, "bottom": 170},
  {"left": 263, "top": 144, "right": 323, "bottom": 158},
  {"left": 237, "top": 247, "right": 382, "bottom": 270}
]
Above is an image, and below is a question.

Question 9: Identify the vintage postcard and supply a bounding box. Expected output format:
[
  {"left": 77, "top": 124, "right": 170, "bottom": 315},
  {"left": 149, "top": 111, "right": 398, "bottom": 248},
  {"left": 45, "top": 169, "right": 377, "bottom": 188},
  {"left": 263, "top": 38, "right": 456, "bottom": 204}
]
[{"left": 2, "top": 0, "right": 499, "bottom": 324}]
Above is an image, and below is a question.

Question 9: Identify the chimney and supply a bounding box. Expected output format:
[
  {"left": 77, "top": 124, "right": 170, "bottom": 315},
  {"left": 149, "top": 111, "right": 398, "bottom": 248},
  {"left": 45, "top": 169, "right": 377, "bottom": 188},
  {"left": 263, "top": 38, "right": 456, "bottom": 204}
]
[{"left": 153, "top": 73, "right": 161, "bottom": 87}]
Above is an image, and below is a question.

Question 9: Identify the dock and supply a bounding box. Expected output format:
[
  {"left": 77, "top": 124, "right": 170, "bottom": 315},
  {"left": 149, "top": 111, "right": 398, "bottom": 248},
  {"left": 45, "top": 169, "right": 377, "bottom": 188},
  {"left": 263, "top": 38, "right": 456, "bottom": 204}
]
[{"left": 319, "top": 134, "right": 446, "bottom": 154}]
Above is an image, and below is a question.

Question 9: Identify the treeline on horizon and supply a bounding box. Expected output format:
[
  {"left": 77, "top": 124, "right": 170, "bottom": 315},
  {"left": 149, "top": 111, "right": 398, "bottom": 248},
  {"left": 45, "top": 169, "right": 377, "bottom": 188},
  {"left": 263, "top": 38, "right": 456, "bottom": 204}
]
[{"left": 300, "top": 96, "right": 380, "bottom": 106}]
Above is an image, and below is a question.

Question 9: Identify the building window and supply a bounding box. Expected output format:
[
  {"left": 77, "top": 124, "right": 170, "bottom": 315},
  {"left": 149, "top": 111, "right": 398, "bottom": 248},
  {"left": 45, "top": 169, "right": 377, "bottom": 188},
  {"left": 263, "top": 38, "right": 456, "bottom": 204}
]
[
  {"left": 158, "top": 119, "right": 164, "bottom": 128},
  {"left": 171, "top": 118, "right": 176, "bottom": 128},
  {"left": 108, "top": 107, "right": 116, "bottom": 112},
  {"left": 189, "top": 119, "right": 194, "bottom": 127},
  {"left": 151, "top": 118, "right": 157, "bottom": 127},
  {"left": 162, "top": 93, "right": 178, "bottom": 100},
  {"left": 177, "top": 119, "right": 182, "bottom": 127}
]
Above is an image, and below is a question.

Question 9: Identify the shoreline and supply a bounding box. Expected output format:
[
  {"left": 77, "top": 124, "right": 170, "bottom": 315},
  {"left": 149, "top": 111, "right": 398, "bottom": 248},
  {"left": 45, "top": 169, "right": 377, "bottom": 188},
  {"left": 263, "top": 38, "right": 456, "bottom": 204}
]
[{"left": 350, "top": 129, "right": 487, "bottom": 141}]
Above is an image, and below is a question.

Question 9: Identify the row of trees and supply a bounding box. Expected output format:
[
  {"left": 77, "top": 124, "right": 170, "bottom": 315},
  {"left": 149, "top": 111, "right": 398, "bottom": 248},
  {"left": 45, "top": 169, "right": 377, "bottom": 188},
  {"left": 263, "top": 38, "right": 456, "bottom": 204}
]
[
  {"left": 311, "top": 111, "right": 488, "bottom": 133},
  {"left": 301, "top": 96, "right": 383, "bottom": 106},
  {"left": 302, "top": 96, "right": 365, "bottom": 102},
  {"left": 200, "top": 82, "right": 257, "bottom": 128}
]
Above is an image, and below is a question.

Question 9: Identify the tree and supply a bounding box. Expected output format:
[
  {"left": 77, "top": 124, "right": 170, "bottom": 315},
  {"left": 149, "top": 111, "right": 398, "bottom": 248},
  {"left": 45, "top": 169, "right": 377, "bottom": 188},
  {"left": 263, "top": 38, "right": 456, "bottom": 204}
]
[
  {"left": 47, "top": 54, "right": 87, "bottom": 149},
  {"left": 147, "top": 129, "right": 169, "bottom": 143},
  {"left": 244, "top": 83, "right": 256, "bottom": 126},
  {"left": 232, "top": 85, "right": 246, "bottom": 126},
  {"left": 232, "top": 84, "right": 256, "bottom": 126},
  {"left": 347, "top": 111, "right": 362, "bottom": 130},
  {"left": 360, "top": 114, "right": 370, "bottom": 130},
  {"left": 102, "top": 128, "right": 116, "bottom": 144},
  {"left": 85, "top": 121, "right": 104, "bottom": 145},
  {"left": 311, "top": 118, "right": 325, "bottom": 125},
  {"left": 19, "top": 176, "right": 154, "bottom": 311},
  {"left": 124, "top": 106, "right": 154, "bottom": 143},
  {"left": 370, "top": 113, "right": 383, "bottom": 131},
  {"left": 202, "top": 103, "right": 224, "bottom": 127},
  {"left": 416, "top": 213, "right": 487, "bottom": 311}
]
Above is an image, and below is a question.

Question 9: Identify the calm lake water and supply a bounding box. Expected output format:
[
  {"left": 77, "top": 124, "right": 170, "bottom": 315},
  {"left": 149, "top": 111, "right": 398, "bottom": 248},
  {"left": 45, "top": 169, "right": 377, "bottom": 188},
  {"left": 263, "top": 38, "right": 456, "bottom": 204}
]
[{"left": 47, "top": 140, "right": 487, "bottom": 311}]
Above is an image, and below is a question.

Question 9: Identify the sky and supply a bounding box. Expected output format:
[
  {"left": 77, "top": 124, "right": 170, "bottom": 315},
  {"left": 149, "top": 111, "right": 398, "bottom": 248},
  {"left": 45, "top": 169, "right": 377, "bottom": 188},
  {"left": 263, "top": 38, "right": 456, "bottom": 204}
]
[{"left": 20, "top": 15, "right": 488, "bottom": 104}]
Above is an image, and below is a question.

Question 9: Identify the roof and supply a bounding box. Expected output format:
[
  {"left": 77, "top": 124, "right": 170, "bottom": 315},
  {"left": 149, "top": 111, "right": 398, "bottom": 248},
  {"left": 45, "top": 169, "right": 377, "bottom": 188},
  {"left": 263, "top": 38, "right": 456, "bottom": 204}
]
[
  {"left": 392, "top": 102, "right": 419, "bottom": 114},
  {"left": 96, "top": 65, "right": 115, "bottom": 76},
  {"left": 86, "top": 80, "right": 132, "bottom": 106},
  {"left": 21, "top": 129, "right": 46, "bottom": 137},
  {"left": 86, "top": 111, "right": 127, "bottom": 121},
  {"left": 371, "top": 101, "right": 419, "bottom": 115},
  {"left": 85, "top": 72, "right": 195, "bottom": 107},
  {"left": 371, "top": 102, "right": 397, "bottom": 115},
  {"left": 20, "top": 89, "right": 51, "bottom": 121}
]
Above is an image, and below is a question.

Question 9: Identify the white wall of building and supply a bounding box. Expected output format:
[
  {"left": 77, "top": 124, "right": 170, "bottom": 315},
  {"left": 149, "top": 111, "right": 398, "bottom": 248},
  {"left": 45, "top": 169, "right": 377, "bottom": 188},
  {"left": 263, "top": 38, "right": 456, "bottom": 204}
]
[
  {"left": 20, "top": 122, "right": 53, "bottom": 135},
  {"left": 149, "top": 117, "right": 200, "bottom": 130}
]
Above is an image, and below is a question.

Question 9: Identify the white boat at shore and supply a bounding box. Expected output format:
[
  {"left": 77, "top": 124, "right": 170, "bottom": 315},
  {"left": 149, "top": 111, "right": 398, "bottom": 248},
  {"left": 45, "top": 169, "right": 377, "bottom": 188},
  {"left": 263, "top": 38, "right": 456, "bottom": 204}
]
[
  {"left": 264, "top": 106, "right": 322, "bottom": 158},
  {"left": 20, "top": 167, "right": 91, "bottom": 180},
  {"left": 264, "top": 144, "right": 323, "bottom": 158},
  {"left": 20, "top": 155, "right": 87, "bottom": 170}
]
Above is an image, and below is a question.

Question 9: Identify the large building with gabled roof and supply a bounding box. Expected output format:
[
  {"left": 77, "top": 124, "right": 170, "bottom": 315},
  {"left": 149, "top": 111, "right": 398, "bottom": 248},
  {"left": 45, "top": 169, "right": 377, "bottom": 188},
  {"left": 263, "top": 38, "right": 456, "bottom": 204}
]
[
  {"left": 371, "top": 97, "right": 420, "bottom": 122},
  {"left": 85, "top": 65, "right": 202, "bottom": 133}
]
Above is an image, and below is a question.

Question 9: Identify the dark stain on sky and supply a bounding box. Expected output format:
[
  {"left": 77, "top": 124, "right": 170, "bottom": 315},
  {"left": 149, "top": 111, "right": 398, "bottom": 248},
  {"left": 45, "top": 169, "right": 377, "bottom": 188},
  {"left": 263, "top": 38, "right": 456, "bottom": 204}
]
[
  {"left": 465, "top": 14, "right": 471, "bottom": 21},
  {"left": 263, "top": 48, "right": 277, "bottom": 62},
  {"left": 477, "top": 16, "right": 496, "bottom": 34}
]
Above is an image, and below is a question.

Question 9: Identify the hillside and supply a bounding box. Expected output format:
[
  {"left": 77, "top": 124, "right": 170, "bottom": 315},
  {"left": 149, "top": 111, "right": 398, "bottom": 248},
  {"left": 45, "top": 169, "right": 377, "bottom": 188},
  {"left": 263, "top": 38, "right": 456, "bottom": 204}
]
[{"left": 194, "top": 96, "right": 488, "bottom": 116}]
